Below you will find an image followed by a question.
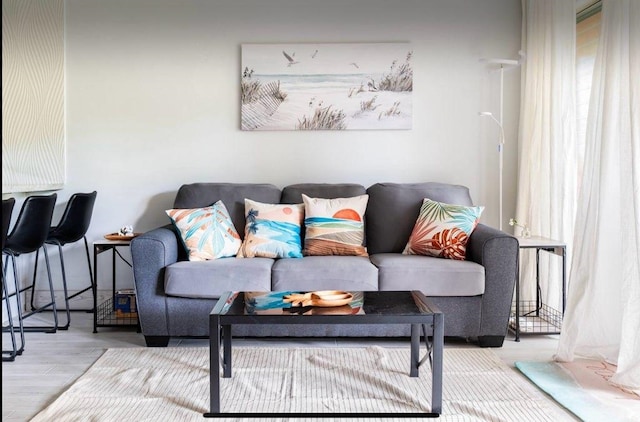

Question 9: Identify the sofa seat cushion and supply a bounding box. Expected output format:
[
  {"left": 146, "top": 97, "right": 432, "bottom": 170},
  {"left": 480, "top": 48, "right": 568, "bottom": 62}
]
[
  {"left": 164, "top": 257, "right": 273, "bottom": 299},
  {"left": 272, "top": 256, "right": 378, "bottom": 292},
  {"left": 370, "top": 253, "right": 484, "bottom": 296}
]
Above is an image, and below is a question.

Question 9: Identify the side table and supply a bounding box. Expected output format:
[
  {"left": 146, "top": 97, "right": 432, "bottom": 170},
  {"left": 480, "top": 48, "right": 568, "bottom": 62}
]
[
  {"left": 92, "top": 239, "right": 140, "bottom": 333},
  {"left": 511, "top": 236, "right": 566, "bottom": 341}
]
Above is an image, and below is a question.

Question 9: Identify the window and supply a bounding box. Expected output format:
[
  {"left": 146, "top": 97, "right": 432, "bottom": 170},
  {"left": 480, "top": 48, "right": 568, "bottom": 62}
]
[{"left": 576, "top": 2, "right": 602, "bottom": 176}]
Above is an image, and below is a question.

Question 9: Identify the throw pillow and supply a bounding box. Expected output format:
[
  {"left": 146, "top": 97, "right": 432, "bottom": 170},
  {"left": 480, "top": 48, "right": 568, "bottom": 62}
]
[
  {"left": 403, "top": 198, "right": 483, "bottom": 260},
  {"left": 237, "top": 199, "right": 304, "bottom": 258},
  {"left": 302, "top": 193, "right": 369, "bottom": 257},
  {"left": 166, "top": 200, "right": 241, "bottom": 261}
]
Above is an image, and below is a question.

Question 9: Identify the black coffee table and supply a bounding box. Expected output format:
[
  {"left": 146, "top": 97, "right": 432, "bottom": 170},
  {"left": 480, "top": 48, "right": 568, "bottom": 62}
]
[{"left": 204, "top": 290, "right": 443, "bottom": 417}]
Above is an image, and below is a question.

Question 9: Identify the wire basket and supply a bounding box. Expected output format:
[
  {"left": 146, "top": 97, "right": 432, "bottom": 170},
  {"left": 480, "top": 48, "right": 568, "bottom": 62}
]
[
  {"left": 96, "top": 297, "right": 138, "bottom": 327},
  {"left": 510, "top": 300, "right": 562, "bottom": 334}
]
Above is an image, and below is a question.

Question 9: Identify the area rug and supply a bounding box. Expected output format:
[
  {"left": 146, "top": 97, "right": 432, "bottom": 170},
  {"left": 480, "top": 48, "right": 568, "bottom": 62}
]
[
  {"left": 516, "top": 360, "right": 640, "bottom": 422},
  {"left": 31, "top": 346, "right": 571, "bottom": 421}
]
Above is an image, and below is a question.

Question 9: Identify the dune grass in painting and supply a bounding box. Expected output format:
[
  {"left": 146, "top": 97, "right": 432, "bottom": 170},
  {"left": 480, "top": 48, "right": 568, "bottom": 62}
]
[
  {"left": 378, "top": 51, "right": 413, "bottom": 92},
  {"left": 296, "top": 105, "right": 347, "bottom": 130}
]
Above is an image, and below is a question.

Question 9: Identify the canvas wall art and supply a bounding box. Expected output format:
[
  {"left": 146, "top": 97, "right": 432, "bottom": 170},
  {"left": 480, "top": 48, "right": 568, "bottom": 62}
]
[
  {"left": 3, "top": 0, "right": 65, "bottom": 192},
  {"left": 241, "top": 43, "right": 412, "bottom": 131}
]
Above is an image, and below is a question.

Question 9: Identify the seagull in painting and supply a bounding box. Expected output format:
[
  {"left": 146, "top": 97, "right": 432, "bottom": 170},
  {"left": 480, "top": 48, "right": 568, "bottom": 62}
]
[
  {"left": 350, "top": 62, "right": 359, "bottom": 69},
  {"left": 242, "top": 66, "right": 254, "bottom": 78},
  {"left": 283, "top": 50, "right": 299, "bottom": 67}
]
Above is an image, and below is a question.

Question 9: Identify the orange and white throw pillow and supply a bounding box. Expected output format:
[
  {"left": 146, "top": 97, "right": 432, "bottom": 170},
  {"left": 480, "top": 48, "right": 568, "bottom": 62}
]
[{"left": 403, "top": 198, "right": 483, "bottom": 260}]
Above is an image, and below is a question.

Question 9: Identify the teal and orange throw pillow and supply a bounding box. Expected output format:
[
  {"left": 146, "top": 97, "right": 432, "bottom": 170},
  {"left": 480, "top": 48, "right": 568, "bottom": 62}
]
[
  {"left": 302, "top": 194, "right": 369, "bottom": 257},
  {"left": 237, "top": 199, "right": 304, "bottom": 258}
]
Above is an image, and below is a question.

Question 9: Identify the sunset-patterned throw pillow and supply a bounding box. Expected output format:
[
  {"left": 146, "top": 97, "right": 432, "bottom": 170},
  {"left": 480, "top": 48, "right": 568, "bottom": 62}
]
[
  {"left": 237, "top": 199, "right": 304, "bottom": 258},
  {"left": 166, "top": 200, "right": 241, "bottom": 261},
  {"left": 403, "top": 198, "right": 483, "bottom": 260},
  {"left": 302, "top": 194, "right": 369, "bottom": 257}
]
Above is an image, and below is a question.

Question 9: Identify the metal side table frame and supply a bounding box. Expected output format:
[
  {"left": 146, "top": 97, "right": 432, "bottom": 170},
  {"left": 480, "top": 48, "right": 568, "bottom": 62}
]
[
  {"left": 513, "top": 236, "right": 567, "bottom": 341},
  {"left": 92, "top": 239, "right": 139, "bottom": 333}
]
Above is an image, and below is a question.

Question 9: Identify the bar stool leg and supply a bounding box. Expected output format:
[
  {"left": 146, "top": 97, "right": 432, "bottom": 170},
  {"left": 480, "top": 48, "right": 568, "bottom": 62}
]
[
  {"left": 30, "top": 244, "right": 71, "bottom": 329},
  {"left": 19, "top": 246, "right": 59, "bottom": 333},
  {"left": 2, "top": 254, "right": 25, "bottom": 359},
  {"left": 57, "top": 236, "right": 95, "bottom": 313},
  {"left": 29, "top": 248, "right": 40, "bottom": 311},
  {"left": 2, "top": 275, "right": 19, "bottom": 361},
  {"left": 42, "top": 245, "right": 60, "bottom": 330},
  {"left": 2, "top": 272, "right": 22, "bottom": 361},
  {"left": 53, "top": 242, "right": 71, "bottom": 329}
]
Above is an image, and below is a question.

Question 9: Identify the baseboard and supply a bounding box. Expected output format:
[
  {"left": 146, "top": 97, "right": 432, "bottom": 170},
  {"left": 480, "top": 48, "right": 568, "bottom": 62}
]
[{"left": 30, "top": 290, "right": 114, "bottom": 310}]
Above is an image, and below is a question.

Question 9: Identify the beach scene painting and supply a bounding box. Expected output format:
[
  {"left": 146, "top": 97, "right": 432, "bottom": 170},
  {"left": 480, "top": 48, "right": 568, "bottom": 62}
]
[{"left": 241, "top": 43, "right": 412, "bottom": 131}]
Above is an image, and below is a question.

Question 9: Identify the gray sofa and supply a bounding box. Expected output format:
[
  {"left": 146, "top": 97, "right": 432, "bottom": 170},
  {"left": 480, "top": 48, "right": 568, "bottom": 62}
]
[{"left": 131, "top": 182, "right": 518, "bottom": 347}]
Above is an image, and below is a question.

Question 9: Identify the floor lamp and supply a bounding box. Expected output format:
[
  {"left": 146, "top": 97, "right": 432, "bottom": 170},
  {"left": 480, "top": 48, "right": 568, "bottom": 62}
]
[
  {"left": 479, "top": 111, "right": 505, "bottom": 230},
  {"left": 480, "top": 57, "right": 521, "bottom": 231}
]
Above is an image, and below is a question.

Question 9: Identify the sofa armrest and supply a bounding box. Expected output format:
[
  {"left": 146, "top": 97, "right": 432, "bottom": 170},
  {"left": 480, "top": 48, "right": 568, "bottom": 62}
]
[
  {"left": 131, "top": 225, "right": 180, "bottom": 337},
  {"left": 466, "top": 224, "right": 519, "bottom": 343}
]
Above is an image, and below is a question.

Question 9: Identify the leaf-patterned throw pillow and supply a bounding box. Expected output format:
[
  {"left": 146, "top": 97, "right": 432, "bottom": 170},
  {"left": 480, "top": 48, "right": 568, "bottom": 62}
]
[
  {"left": 237, "top": 199, "right": 304, "bottom": 258},
  {"left": 403, "top": 198, "right": 484, "bottom": 260},
  {"left": 166, "top": 200, "right": 241, "bottom": 261},
  {"left": 302, "top": 194, "right": 369, "bottom": 257}
]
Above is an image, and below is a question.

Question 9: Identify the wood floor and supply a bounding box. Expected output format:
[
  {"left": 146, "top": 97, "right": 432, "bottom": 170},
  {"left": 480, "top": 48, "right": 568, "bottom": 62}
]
[{"left": 2, "top": 311, "right": 578, "bottom": 421}]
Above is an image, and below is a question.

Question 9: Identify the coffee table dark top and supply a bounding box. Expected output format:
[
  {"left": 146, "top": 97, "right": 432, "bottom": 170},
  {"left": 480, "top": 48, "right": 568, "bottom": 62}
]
[{"left": 211, "top": 291, "right": 441, "bottom": 325}]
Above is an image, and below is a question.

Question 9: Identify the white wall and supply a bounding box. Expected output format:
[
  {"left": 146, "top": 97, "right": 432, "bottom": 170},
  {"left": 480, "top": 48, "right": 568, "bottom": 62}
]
[{"left": 4, "top": 0, "right": 521, "bottom": 299}]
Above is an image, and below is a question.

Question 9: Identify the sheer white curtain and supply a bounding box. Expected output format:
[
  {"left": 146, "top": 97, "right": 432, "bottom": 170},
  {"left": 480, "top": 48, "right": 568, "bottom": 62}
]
[
  {"left": 516, "top": 0, "right": 578, "bottom": 311},
  {"left": 556, "top": 0, "right": 640, "bottom": 390}
]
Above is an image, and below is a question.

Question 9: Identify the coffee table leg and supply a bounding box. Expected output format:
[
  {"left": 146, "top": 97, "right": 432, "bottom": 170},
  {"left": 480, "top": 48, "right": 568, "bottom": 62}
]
[
  {"left": 209, "top": 315, "right": 221, "bottom": 414},
  {"left": 410, "top": 323, "right": 420, "bottom": 377},
  {"left": 222, "top": 325, "right": 232, "bottom": 377},
  {"left": 431, "top": 313, "right": 444, "bottom": 414}
]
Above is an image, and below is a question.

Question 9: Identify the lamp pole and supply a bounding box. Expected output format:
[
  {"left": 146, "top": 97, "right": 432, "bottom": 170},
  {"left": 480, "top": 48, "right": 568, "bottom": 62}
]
[
  {"left": 480, "top": 56, "right": 520, "bottom": 231},
  {"left": 479, "top": 112, "right": 505, "bottom": 231}
]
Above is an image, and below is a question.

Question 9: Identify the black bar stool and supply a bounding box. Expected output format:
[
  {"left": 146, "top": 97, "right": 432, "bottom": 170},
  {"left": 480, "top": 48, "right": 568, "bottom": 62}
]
[
  {"left": 31, "top": 191, "right": 97, "bottom": 329},
  {"left": 2, "top": 197, "right": 25, "bottom": 362},
  {"left": 2, "top": 193, "right": 59, "bottom": 333}
]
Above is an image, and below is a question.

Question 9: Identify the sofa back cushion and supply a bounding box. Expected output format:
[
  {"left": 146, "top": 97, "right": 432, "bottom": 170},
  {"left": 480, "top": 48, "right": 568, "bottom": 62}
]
[
  {"left": 173, "top": 183, "right": 282, "bottom": 240},
  {"left": 280, "top": 183, "right": 367, "bottom": 204},
  {"left": 365, "top": 182, "right": 474, "bottom": 254}
]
